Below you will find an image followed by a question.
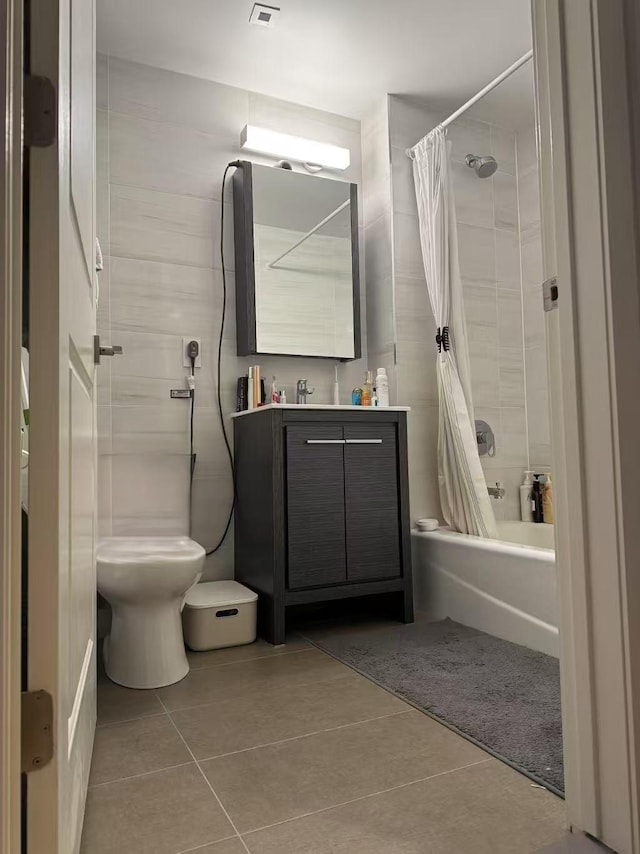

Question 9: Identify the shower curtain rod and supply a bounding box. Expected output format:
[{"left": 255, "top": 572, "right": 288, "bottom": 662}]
[{"left": 406, "top": 49, "right": 534, "bottom": 158}]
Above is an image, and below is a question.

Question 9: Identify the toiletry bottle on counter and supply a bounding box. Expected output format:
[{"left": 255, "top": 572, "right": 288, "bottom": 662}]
[
  {"left": 362, "top": 371, "right": 374, "bottom": 406},
  {"left": 333, "top": 365, "right": 340, "bottom": 406},
  {"left": 351, "top": 387, "right": 362, "bottom": 406},
  {"left": 376, "top": 368, "right": 389, "bottom": 407},
  {"left": 542, "top": 474, "right": 554, "bottom": 524},
  {"left": 520, "top": 471, "right": 534, "bottom": 522},
  {"left": 236, "top": 376, "right": 248, "bottom": 412},
  {"left": 531, "top": 475, "right": 544, "bottom": 523},
  {"left": 247, "top": 367, "right": 254, "bottom": 409},
  {"left": 279, "top": 389, "right": 287, "bottom": 405}
]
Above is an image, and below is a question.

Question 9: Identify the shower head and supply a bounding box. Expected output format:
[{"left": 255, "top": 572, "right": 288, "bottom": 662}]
[{"left": 465, "top": 153, "right": 498, "bottom": 178}]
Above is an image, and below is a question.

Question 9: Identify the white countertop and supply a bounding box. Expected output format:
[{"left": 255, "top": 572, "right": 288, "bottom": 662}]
[{"left": 231, "top": 404, "right": 411, "bottom": 418}]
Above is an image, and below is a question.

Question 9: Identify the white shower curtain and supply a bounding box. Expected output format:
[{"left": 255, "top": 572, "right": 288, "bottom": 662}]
[{"left": 412, "top": 126, "right": 497, "bottom": 538}]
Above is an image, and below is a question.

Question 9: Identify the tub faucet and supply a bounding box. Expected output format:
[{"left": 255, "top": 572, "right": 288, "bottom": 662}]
[
  {"left": 488, "top": 481, "right": 505, "bottom": 499},
  {"left": 296, "top": 379, "right": 314, "bottom": 405}
]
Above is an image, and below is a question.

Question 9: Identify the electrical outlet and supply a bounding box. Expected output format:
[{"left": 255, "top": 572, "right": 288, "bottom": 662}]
[{"left": 182, "top": 337, "right": 202, "bottom": 368}]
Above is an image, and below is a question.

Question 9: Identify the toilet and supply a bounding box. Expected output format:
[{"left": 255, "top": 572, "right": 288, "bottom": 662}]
[{"left": 97, "top": 536, "right": 205, "bottom": 689}]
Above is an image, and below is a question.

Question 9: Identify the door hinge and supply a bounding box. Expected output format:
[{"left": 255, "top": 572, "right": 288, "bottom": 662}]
[
  {"left": 543, "top": 276, "right": 559, "bottom": 312},
  {"left": 24, "top": 75, "right": 56, "bottom": 148},
  {"left": 21, "top": 690, "right": 53, "bottom": 773}
]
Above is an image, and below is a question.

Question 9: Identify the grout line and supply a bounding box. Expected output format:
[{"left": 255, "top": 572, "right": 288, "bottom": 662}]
[
  {"left": 159, "top": 667, "right": 356, "bottom": 715},
  {"left": 189, "top": 709, "right": 413, "bottom": 763},
  {"left": 96, "top": 710, "right": 167, "bottom": 729},
  {"left": 178, "top": 837, "right": 239, "bottom": 854},
  {"left": 242, "top": 757, "right": 495, "bottom": 838},
  {"left": 88, "top": 760, "right": 194, "bottom": 789},
  {"left": 157, "top": 694, "right": 252, "bottom": 854},
  {"left": 186, "top": 646, "right": 313, "bottom": 673}
]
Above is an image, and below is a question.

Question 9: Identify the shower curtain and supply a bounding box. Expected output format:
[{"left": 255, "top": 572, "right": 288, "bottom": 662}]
[{"left": 412, "top": 126, "right": 497, "bottom": 538}]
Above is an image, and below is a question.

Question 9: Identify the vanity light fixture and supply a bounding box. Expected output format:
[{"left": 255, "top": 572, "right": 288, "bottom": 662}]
[{"left": 240, "top": 125, "right": 351, "bottom": 171}]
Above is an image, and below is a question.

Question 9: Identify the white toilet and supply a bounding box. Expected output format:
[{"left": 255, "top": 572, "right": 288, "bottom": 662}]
[{"left": 97, "top": 536, "right": 205, "bottom": 689}]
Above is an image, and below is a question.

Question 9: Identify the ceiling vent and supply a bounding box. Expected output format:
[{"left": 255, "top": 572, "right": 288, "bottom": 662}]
[{"left": 249, "top": 3, "right": 280, "bottom": 27}]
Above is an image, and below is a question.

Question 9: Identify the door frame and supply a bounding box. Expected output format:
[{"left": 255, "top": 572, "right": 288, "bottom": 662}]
[
  {"left": 533, "top": 0, "right": 640, "bottom": 850},
  {"left": 0, "top": 0, "right": 23, "bottom": 851}
]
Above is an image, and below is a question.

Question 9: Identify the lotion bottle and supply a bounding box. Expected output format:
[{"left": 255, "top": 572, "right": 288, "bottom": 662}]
[
  {"left": 376, "top": 368, "right": 389, "bottom": 407},
  {"left": 520, "top": 471, "right": 534, "bottom": 522}
]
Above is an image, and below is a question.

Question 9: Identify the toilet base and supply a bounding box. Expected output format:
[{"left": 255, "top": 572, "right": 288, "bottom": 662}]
[{"left": 104, "top": 601, "right": 190, "bottom": 689}]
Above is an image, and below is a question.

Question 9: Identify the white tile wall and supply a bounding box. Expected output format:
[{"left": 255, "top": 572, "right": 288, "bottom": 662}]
[
  {"left": 361, "top": 99, "right": 397, "bottom": 400},
  {"left": 517, "top": 125, "right": 551, "bottom": 472},
  {"left": 97, "top": 56, "right": 366, "bottom": 579}
]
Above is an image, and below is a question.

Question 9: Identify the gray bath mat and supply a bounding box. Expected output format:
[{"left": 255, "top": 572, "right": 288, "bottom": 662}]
[{"left": 309, "top": 619, "right": 564, "bottom": 795}]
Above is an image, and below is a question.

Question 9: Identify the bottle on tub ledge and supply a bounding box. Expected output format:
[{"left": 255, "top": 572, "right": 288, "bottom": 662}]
[
  {"left": 531, "top": 474, "right": 547, "bottom": 523},
  {"left": 542, "top": 473, "right": 554, "bottom": 524},
  {"left": 520, "top": 471, "right": 534, "bottom": 522}
]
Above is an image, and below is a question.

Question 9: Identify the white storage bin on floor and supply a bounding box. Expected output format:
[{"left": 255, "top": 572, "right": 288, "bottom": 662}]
[{"left": 182, "top": 580, "right": 258, "bottom": 651}]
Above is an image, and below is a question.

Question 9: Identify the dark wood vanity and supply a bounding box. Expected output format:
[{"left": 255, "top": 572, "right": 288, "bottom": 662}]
[{"left": 233, "top": 406, "right": 413, "bottom": 644}]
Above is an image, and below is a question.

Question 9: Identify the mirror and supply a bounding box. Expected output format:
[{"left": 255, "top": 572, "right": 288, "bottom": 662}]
[{"left": 233, "top": 161, "right": 360, "bottom": 359}]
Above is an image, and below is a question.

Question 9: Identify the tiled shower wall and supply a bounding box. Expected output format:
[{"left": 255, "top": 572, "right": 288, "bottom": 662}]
[
  {"left": 517, "top": 125, "right": 550, "bottom": 470},
  {"left": 385, "top": 96, "right": 549, "bottom": 522},
  {"left": 96, "top": 55, "right": 365, "bottom": 579}
]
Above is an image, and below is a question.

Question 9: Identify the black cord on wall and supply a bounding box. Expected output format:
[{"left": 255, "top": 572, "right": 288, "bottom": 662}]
[{"left": 189, "top": 161, "right": 240, "bottom": 556}]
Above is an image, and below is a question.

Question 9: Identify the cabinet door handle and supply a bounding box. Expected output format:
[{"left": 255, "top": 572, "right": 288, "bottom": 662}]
[
  {"left": 305, "top": 439, "right": 346, "bottom": 444},
  {"left": 345, "top": 438, "right": 383, "bottom": 444}
]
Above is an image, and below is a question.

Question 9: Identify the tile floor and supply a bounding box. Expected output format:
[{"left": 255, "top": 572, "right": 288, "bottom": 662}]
[{"left": 81, "top": 634, "right": 573, "bottom": 854}]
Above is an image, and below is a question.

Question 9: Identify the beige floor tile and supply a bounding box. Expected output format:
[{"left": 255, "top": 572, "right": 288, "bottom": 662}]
[
  {"left": 97, "top": 676, "right": 165, "bottom": 726},
  {"left": 187, "top": 637, "right": 311, "bottom": 670},
  {"left": 535, "top": 836, "right": 605, "bottom": 853},
  {"left": 157, "top": 649, "right": 348, "bottom": 712},
  {"left": 179, "top": 838, "right": 246, "bottom": 854},
  {"left": 80, "top": 764, "right": 234, "bottom": 854},
  {"left": 201, "top": 710, "right": 489, "bottom": 832},
  {"left": 89, "top": 714, "right": 192, "bottom": 785},
  {"left": 172, "top": 672, "right": 407, "bottom": 760},
  {"left": 242, "top": 760, "right": 566, "bottom": 854}
]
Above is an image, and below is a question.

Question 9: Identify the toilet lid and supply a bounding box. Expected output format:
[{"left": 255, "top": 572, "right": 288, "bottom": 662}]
[
  {"left": 97, "top": 536, "right": 205, "bottom": 563},
  {"left": 184, "top": 580, "right": 258, "bottom": 609}
]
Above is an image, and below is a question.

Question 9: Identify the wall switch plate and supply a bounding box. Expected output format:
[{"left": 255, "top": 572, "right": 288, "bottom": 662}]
[{"left": 182, "top": 337, "right": 202, "bottom": 368}]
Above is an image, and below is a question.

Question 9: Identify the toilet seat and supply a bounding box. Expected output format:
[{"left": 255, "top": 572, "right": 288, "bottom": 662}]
[{"left": 98, "top": 536, "right": 205, "bottom": 562}]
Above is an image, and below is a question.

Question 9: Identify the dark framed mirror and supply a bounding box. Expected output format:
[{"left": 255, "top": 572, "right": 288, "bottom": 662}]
[{"left": 232, "top": 161, "right": 361, "bottom": 360}]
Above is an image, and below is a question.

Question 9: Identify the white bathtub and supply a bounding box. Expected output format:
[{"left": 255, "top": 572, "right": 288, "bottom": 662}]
[{"left": 412, "top": 521, "right": 559, "bottom": 657}]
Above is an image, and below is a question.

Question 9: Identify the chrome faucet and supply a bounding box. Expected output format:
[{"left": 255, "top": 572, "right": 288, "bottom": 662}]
[
  {"left": 488, "top": 481, "right": 506, "bottom": 499},
  {"left": 296, "top": 379, "right": 314, "bottom": 405}
]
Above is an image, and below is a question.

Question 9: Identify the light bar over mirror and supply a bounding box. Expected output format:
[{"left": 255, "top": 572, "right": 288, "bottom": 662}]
[{"left": 240, "top": 125, "right": 351, "bottom": 170}]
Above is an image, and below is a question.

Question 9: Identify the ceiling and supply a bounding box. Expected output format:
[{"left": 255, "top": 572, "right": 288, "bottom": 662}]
[{"left": 97, "top": 0, "right": 534, "bottom": 123}]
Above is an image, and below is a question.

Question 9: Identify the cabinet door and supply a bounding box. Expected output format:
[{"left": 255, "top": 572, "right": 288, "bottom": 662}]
[
  {"left": 344, "top": 422, "right": 401, "bottom": 582},
  {"left": 286, "top": 425, "right": 347, "bottom": 589}
]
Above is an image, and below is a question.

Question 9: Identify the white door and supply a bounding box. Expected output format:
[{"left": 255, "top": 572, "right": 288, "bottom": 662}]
[
  {"left": 533, "top": 0, "right": 640, "bottom": 850},
  {"left": 26, "top": 0, "right": 98, "bottom": 850}
]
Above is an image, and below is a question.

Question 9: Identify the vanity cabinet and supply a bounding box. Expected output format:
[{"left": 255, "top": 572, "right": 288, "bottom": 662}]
[{"left": 233, "top": 407, "right": 413, "bottom": 644}]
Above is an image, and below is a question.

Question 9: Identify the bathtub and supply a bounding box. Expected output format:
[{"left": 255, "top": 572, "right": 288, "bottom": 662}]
[{"left": 412, "top": 521, "right": 558, "bottom": 657}]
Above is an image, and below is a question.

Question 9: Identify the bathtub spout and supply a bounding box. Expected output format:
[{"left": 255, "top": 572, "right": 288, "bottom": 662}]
[{"left": 488, "top": 481, "right": 505, "bottom": 499}]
